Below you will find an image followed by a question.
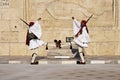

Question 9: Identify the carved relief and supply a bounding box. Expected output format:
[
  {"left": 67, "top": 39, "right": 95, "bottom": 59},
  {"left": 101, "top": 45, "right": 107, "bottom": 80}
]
[
  {"left": 34, "top": 0, "right": 114, "bottom": 26},
  {"left": 0, "top": 0, "right": 9, "bottom": 8}
]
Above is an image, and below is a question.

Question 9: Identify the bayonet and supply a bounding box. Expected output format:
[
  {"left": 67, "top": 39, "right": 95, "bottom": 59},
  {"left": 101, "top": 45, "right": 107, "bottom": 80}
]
[{"left": 86, "top": 14, "right": 93, "bottom": 23}]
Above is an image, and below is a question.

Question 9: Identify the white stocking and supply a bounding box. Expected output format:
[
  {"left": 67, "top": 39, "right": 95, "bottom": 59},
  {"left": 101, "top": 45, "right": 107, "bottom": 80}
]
[{"left": 78, "top": 47, "right": 85, "bottom": 62}]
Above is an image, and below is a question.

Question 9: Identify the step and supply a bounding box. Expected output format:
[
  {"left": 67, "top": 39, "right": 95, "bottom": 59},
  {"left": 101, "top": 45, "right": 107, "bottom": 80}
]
[
  {"left": 47, "top": 55, "right": 74, "bottom": 59},
  {"left": 47, "top": 42, "right": 78, "bottom": 50},
  {"left": 47, "top": 48, "right": 72, "bottom": 53},
  {"left": 38, "top": 60, "right": 77, "bottom": 64},
  {"left": 47, "top": 51, "right": 73, "bottom": 57},
  {"left": 47, "top": 44, "right": 79, "bottom": 58}
]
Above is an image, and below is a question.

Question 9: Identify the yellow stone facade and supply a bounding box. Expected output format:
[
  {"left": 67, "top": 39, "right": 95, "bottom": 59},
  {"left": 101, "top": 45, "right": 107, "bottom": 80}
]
[{"left": 0, "top": 0, "right": 120, "bottom": 56}]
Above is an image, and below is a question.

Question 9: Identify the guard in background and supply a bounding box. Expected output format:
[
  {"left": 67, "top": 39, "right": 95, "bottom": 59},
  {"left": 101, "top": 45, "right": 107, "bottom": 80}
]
[{"left": 72, "top": 16, "right": 91, "bottom": 64}]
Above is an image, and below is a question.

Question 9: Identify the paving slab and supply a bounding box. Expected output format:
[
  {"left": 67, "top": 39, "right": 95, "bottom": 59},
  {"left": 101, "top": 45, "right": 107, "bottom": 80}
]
[{"left": 0, "top": 64, "right": 120, "bottom": 80}]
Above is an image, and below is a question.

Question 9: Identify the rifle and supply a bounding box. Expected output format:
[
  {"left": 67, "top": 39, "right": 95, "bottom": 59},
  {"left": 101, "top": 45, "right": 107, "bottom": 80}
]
[{"left": 19, "top": 18, "right": 29, "bottom": 26}]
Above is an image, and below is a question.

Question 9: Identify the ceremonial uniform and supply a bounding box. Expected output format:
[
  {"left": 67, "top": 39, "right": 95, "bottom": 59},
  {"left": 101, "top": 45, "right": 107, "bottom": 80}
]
[
  {"left": 73, "top": 19, "right": 90, "bottom": 48},
  {"left": 72, "top": 17, "right": 90, "bottom": 64},
  {"left": 26, "top": 21, "right": 45, "bottom": 50},
  {"left": 26, "top": 18, "right": 46, "bottom": 64}
]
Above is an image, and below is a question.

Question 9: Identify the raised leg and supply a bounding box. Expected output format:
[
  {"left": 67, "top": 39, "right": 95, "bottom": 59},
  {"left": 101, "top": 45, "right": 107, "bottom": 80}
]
[{"left": 70, "top": 42, "right": 72, "bottom": 49}]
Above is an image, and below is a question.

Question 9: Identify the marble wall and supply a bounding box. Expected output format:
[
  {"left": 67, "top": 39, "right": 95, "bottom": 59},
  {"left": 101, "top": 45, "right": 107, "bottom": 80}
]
[{"left": 0, "top": 0, "right": 119, "bottom": 56}]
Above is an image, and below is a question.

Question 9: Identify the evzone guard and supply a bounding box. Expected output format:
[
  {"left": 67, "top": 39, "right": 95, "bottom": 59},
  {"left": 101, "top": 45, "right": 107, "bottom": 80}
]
[
  {"left": 71, "top": 15, "right": 92, "bottom": 64},
  {"left": 20, "top": 17, "right": 48, "bottom": 64}
]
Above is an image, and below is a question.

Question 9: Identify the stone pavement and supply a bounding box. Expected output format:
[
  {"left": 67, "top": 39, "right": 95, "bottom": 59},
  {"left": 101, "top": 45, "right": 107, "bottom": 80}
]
[
  {"left": 0, "top": 55, "right": 120, "bottom": 64},
  {"left": 0, "top": 64, "right": 120, "bottom": 80}
]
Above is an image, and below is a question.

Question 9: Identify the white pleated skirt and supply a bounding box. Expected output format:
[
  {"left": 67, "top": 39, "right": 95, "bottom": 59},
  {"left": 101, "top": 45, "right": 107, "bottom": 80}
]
[{"left": 29, "top": 39, "right": 45, "bottom": 50}]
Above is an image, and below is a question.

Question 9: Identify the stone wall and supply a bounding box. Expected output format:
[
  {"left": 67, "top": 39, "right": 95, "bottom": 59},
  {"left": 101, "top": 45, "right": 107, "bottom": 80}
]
[{"left": 0, "top": 0, "right": 120, "bottom": 56}]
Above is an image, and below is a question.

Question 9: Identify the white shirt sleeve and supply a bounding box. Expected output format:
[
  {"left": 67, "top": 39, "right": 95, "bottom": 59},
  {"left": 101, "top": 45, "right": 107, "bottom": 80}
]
[{"left": 73, "top": 19, "right": 81, "bottom": 35}]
